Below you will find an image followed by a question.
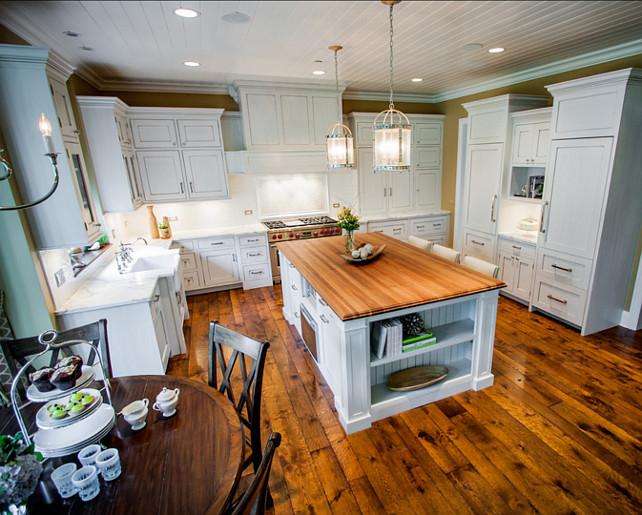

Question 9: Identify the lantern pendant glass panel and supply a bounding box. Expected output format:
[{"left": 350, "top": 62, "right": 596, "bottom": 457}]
[
  {"left": 373, "top": 109, "right": 411, "bottom": 171},
  {"left": 326, "top": 123, "right": 354, "bottom": 168}
]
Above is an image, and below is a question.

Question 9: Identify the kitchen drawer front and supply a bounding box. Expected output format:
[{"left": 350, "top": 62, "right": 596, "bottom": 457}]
[
  {"left": 411, "top": 215, "right": 449, "bottom": 237},
  {"left": 537, "top": 249, "right": 592, "bottom": 290},
  {"left": 238, "top": 233, "right": 267, "bottom": 247},
  {"left": 182, "top": 270, "right": 202, "bottom": 291},
  {"left": 243, "top": 263, "right": 271, "bottom": 284},
  {"left": 179, "top": 252, "right": 199, "bottom": 271},
  {"left": 368, "top": 220, "right": 409, "bottom": 241},
  {"left": 240, "top": 245, "right": 269, "bottom": 265},
  {"left": 175, "top": 239, "right": 195, "bottom": 251},
  {"left": 196, "top": 235, "right": 235, "bottom": 250},
  {"left": 499, "top": 237, "right": 536, "bottom": 259},
  {"left": 463, "top": 230, "right": 496, "bottom": 262},
  {"left": 532, "top": 279, "right": 586, "bottom": 326}
]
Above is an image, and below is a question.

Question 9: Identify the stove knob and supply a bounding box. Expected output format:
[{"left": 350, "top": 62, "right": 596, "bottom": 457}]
[
  {"left": 333, "top": 228, "right": 339, "bottom": 233},
  {"left": 295, "top": 234, "right": 301, "bottom": 239},
  {"left": 314, "top": 232, "right": 318, "bottom": 237},
  {"left": 325, "top": 229, "right": 330, "bottom": 234},
  {"left": 272, "top": 235, "right": 277, "bottom": 240},
  {"left": 289, "top": 233, "right": 294, "bottom": 238},
  {"left": 278, "top": 234, "right": 283, "bottom": 239}
]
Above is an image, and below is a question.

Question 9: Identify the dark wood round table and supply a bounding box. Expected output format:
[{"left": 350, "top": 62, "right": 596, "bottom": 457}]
[{"left": 1, "top": 375, "right": 245, "bottom": 514}]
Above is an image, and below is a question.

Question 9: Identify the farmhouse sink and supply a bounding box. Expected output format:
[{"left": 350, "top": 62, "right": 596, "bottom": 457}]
[{"left": 126, "top": 254, "right": 177, "bottom": 274}]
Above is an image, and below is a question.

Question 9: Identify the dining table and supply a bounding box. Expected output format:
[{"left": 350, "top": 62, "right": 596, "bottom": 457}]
[{"left": 0, "top": 375, "right": 246, "bottom": 514}]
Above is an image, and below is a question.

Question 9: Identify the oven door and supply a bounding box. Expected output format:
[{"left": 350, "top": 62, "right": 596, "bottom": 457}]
[
  {"left": 269, "top": 243, "right": 281, "bottom": 284},
  {"left": 300, "top": 304, "right": 319, "bottom": 362}
]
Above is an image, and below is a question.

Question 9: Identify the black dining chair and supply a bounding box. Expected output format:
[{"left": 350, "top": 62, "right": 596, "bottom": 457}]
[
  {"left": 0, "top": 319, "right": 112, "bottom": 400},
  {"left": 225, "top": 432, "right": 282, "bottom": 515},
  {"left": 208, "top": 321, "right": 270, "bottom": 475}
]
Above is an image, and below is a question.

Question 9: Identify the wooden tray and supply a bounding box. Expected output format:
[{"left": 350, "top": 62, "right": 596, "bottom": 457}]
[
  {"left": 340, "top": 244, "right": 386, "bottom": 264},
  {"left": 385, "top": 365, "right": 448, "bottom": 391}
]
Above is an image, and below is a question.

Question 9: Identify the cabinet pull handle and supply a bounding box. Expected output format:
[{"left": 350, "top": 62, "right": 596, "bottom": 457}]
[
  {"left": 153, "top": 294, "right": 161, "bottom": 302},
  {"left": 490, "top": 194, "right": 497, "bottom": 223},
  {"left": 210, "top": 241, "right": 224, "bottom": 245},
  {"left": 539, "top": 201, "right": 548, "bottom": 233},
  {"left": 232, "top": 254, "right": 236, "bottom": 262},
  {"left": 248, "top": 252, "right": 261, "bottom": 257},
  {"left": 547, "top": 294, "right": 568, "bottom": 305},
  {"left": 249, "top": 270, "right": 263, "bottom": 275},
  {"left": 383, "top": 187, "right": 387, "bottom": 197},
  {"left": 320, "top": 314, "right": 329, "bottom": 324},
  {"left": 551, "top": 263, "right": 572, "bottom": 273},
  {"left": 189, "top": 182, "right": 194, "bottom": 193},
  {"left": 512, "top": 245, "right": 522, "bottom": 250},
  {"left": 291, "top": 284, "right": 298, "bottom": 291},
  {"left": 389, "top": 187, "right": 392, "bottom": 196},
  {"left": 471, "top": 240, "right": 485, "bottom": 246},
  {"left": 318, "top": 297, "right": 327, "bottom": 306},
  {"left": 393, "top": 228, "right": 402, "bottom": 233},
  {"left": 416, "top": 225, "right": 424, "bottom": 229},
  {"left": 180, "top": 182, "right": 184, "bottom": 194},
  {"left": 248, "top": 238, "right": 259, "bottom": 242}
]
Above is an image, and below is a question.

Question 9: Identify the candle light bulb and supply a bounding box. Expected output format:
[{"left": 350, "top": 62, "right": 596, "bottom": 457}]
[{"left": 39, "top": 114, "right": 52, "bottom": 136}]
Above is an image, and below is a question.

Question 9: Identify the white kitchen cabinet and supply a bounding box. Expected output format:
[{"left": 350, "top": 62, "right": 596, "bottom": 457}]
[
  {"left": 498, "top": 237, "right": 536, "bottom": 303},
  {"left": 47, "top": 74, "right": 78, "bottom": 139},
  {"left": 77, "top": 96, "right": 143, "bottom": 212},
  {"left": 237, "top": 233, "right": 272, "bottom": 289},
  {"left": 410, "top": 214, "right": 450, "bottom": 246},
  {"left": 129, "top": 107, "right": 229, "bottom": 203},
  {"left": 317, "top": 295, "right": 343, "bottom": 394},
  {"left": 414, "top": 171, "right": 440, "bottom": 211},
  {"left": 531, "top": 68, "right": 642, "bottom": 335},
  {"left": 511, "top": 121, "right": 550, "bottom": 165},
  {"left": 150, "top": 282, "right": 171, "bottom": 370},
  {"left": 414, "top": 122, "right": 442, "bottom": 146},
  {"left": 462, "top": 228, "right": 496, "bottom": 263},
  {"left": 201, "top": 250, "right": 239, "bottom": 287},
  {"left": 368, "top": 219, "right": 409, "bottom": 241},
  {"left": 359, "top": 146, "right": 412, "bottom": 214},
  {"left": 230, "top": 81, "right": 340, "bottom": 151}
]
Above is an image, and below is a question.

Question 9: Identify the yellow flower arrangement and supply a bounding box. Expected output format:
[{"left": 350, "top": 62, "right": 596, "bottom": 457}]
[{"left": 336, "top": 206, "right": 360, "bottom": 232}]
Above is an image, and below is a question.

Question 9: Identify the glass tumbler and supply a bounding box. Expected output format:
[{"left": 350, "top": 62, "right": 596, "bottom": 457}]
[
  {"left": 71, "top": 465, "right": 100, "bottom": 501},
  {"left": 51, "top": 462, "right": 77, "bottom": 498},
  {"left": 95, "top": 448, "right": 121, "bottom": 481},
  {"left": 78, "top": 444, "right": 102, "bottom": 467}
]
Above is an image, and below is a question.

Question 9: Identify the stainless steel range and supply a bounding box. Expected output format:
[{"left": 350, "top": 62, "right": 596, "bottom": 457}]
[{"left": 264, "top": 216, "right": 340, "bottom": 283}]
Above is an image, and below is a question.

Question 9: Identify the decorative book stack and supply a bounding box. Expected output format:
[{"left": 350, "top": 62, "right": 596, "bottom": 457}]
[{"left": 371, "top": 319, "right": 437, "bottom": 358}]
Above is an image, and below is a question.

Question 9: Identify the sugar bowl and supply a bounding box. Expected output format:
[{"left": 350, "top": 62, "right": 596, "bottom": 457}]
[{"left": 152, "top": 387, "right": 180, "bottom": 417}]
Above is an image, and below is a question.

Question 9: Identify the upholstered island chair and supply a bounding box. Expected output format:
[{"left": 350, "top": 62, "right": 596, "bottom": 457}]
[
  {"left": 461, "top": 255, "right": 500, "bottom": 278},
  {"left": 430, "top": 244, "right": 461, "bottom": 263},
  {"left": 408, "top": 235, "right": 433, "bottom": 251}
]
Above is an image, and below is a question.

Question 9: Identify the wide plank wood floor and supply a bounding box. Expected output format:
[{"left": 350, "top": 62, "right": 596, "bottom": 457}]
[{"left": 167, "top": 286, "right": 642, "bottom": 514}]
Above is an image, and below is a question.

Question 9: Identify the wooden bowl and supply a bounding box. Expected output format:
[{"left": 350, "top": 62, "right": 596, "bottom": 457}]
[{"left": 340, "top": 244, "right": 386, "bottom": 264}]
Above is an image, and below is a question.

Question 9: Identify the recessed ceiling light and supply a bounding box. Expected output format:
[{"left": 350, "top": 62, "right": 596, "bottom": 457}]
[
  {"left": 221, "top": 12, "right": 251, "bottom": 24},
  {"left": 461, "top": 43, "right": 483, "bottom": 51},
  {"left": 184, "top": 61, "right": 200, "bottom": 67},
  {"left": 488, "top": 47, "right": 505, "bottom": 53},
  {"left": 313, "top": 70, "right": 326, "bottom": 75},
  {"left": 63, "top": 30, "right": 80, "bottom": 37},
  {"left": 411, "top": 78, "right": 423, "bottom": 82},
  {"left": 174, "top": 8, "right": 199, "bottom": 18}
]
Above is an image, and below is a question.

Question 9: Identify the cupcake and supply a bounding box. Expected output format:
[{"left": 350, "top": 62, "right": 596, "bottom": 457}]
[
  {"left": 56, "top": 355, "right": 83, "bottom": 379},
  {"left": 29, "top": 367, "right": 55, "bottom": 392},
  {"left": 50, "top": 366, "right": 77, "bottom": 391}
]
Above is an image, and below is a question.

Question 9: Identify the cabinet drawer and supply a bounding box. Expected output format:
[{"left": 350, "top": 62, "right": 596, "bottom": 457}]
[
  {"left": 463, "top": 230, "right": 495, "bottom": 262},
  {"left": 243, "top": 263, "right": 270, "bottom": 283},
  {"left": 240, "top": 246, "right": 268, "bottom": 264},
  {"left": 182, "top": 270, "right": 202, "bottom": 291},
  {"left": 368, "top": 220, "right": 409, "bottom": 241},
  {"left": 179, "top": 252, "right": 199, "bottom": 271},
  {"left": 196, "top": 235, "right": 235, "bottom": 249},
  {"left": 238, "top": 233, "right": 267, "bottom": 246},
  {"left": 537, "top": 249, "right": 591, "bottom": 290},
  {"left": 130, "top": 119, "right": 178, "bottom": 148},
  {"left": 499, "top": 238, "right": 536, "bottom": 259},
  {"left": 533, "top": 280, "right": 586, "bottom": 326},
  {"left": 412, "top": 216, "right": 448, "bottom": 236}
]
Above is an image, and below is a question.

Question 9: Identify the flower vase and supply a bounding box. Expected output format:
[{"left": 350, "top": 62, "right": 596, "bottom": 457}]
[{"left": 345, "top": 230, "right": 355, "bottom": 253}]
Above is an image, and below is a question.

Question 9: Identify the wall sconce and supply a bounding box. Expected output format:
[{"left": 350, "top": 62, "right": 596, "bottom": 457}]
[{"left": 0, "top": 114, "right": 60, "bottom": 212}]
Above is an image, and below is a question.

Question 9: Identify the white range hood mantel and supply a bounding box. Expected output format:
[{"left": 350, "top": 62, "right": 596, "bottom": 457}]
[{"left": 225, "top": 150, "right": 328, "bottom": 174}]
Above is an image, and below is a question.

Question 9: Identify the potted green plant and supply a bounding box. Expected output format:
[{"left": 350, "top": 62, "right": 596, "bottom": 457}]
[
  {"left": 0, "top": 433, "right": 43, "bottom": 514},
  {"left": 336, "top": 206, "right": 360, "bottom": 252}
]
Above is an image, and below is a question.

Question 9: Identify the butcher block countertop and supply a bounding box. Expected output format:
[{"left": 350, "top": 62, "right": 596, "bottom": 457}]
[{"left": 277, "top": 232, "right": 506, "bottom": 321}]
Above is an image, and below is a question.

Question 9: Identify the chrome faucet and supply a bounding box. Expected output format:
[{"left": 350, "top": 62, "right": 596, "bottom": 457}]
[{"left": 125, "top": 237, "right": 148, "bottom": 246}]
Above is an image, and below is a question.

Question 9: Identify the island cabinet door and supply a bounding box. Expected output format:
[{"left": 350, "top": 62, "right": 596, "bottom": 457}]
[
  {"left": 201, "top": 249, "right": 240, "bottom": 287},
  {"left": 317, "top": 298, "right": 342, "bottom": 394}
]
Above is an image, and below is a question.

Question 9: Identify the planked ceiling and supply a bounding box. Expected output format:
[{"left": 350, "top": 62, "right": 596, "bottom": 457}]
[{"left": 1, "top": 1, "right": 641, "bottom": 101}]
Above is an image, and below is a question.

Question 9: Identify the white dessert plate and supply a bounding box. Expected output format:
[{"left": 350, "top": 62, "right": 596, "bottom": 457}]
[
  {"left": 35, "top": 388, "right": 103, "bottom": 429},
  {"left": 27, "top": 366, "right": 96, "bottom": 402},
  {"left": 34, "top": 404, "right": 115, "bottom": 454},
  {"left": 38, "top": 416, "right": 116, "bottom": 458}
]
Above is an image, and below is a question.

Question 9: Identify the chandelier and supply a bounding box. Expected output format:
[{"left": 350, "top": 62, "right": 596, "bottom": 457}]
[{"left": 326, "top": 45, "right": 354, "bottom": 168}]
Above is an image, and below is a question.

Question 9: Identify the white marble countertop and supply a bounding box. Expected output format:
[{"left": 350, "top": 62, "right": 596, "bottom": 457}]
[
  {"left": 55, "top": 245, "right": 180, "bottom": 315},
  {"left": 499, "top": 231, "right": 538, "bottom": 244},
  {"left": 170, "top": 223, "right": 266, "bottom": 240},
  {"left": 360, "top": 211, "right": 451, "bottom": 224}
]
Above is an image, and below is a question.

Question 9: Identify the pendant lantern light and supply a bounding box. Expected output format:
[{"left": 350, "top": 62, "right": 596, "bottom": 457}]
[
  {"left": 373, "top": 0, "right": 411, "bottom": 172},
  {"left": 326, "top": 45, "right": 354, "bottom": 168}
]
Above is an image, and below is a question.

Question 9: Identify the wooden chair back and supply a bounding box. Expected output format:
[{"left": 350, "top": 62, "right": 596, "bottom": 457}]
[
  {"left": 208, "top": 321, "right": 270, "bottom": 474},
  {"left": 462, "top": 255, "right": 500, "bottom": 278},
  {"left": 408, "top": 236, "right": 433, "bottom": 251},
  {"left": 226, "top": 432, "right": 281, "bottom": 515},
  {"left": 0, "top": 319, "right": 111, "bottom": 400},
  {"left": 430, "top": 244, "right": 461, "bottom": 263}
]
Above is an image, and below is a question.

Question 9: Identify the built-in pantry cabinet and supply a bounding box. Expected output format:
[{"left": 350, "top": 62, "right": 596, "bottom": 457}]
[{"left": 128, "top": 108, "right": 229, "bottom": 203}]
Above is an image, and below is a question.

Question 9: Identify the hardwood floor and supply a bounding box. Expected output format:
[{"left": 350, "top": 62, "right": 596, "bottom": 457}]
[{"left": 167, "top": 286, "right": 642, "bottom": 514}]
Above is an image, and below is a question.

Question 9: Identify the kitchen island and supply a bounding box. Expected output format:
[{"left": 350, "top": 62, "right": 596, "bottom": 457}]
[{"left": 278, "top": 232, "right": 505, "bottom": 434}]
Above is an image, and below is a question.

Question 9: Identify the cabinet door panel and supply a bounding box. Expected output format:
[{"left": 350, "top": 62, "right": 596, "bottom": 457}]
[
  {"left": 498, "top": 252, "right": 515, "bottom": 293},
  {"left": 201, "top": 250, "right": 240, "bottom": 287},
  {"left": 130, "top": 119, "right": 178, "bottom": 148},
  {"left": 312, "top": 96, "right": 339, "bottom": 146},
  {"left": 137, "top": 151, "right": 187, "bottom": 201},
  {"left": 245, "top": 93, "right": 280, "bottom": 146},
  {"left": 514, "top": 257, "right": 534, "bottom": 299},
  {"left": 463, "top": 143, "right": 503, "bottom": 234},
  {"left": 414, "top": 122, "right": 442, "bottom": 145},
  {"left": 541, "top": 138, "right": 612, "bottom": 259},
  {"left": 280, "top": 95, "right": 311, "bottom": 145},
  {"left": 512, "top": 125, "right": 533, "bottom": 165},
  {"left": 415, "top": 171, "right": 439, "bottom": 211},
  {"left": 182, "top": 150, "right": 229, "bottom": 199},
  {"left": 48, "top": 77, "right": 76, "bottom": 138},
  {"left": 177, "top": 119, "right": 221, "bottom": 147},
  {"left": 414, "top": 146, "right": 441, "bottom": 168},
  {"left": 65, "top": 140, "right": 102, "bottom": 242},
  {"left": 358, "top": 147, "right": 386, "bottom": 214},
  {"left": 533, "top": 122, "right": 550, "bottom": 163},
  {"left": 388, "top": 171, "right": 413, "bottom": 212}
]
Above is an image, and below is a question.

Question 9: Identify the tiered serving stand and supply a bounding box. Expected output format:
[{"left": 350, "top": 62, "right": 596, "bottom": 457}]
[{"left": 10, "top": 330, "right": 115, "bottom": 458}]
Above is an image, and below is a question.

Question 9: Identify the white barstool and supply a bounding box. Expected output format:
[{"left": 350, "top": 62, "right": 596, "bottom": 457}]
[
  {"left": 430, "top": 244, "right": 461, "bottom": 263},
  {"left": 408, "top": 236, "right": 433, "bottom": 251},
  {"left": 461, "top": 255, "right": 500, "bottom": 278}
]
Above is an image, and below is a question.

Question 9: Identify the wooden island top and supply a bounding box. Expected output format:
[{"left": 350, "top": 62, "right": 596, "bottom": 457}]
[{"left": 276, "top": 232, "right": 505, "bottom": 320}]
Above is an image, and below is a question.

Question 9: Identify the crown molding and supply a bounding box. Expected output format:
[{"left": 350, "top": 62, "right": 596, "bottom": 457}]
[
  {"left": 432, "top": 38, "right": 642, "bottom": 103},
  {"left": 93, "top": 78, "right": 230, "bottom": 95},
  {"left": 342, "top": 90, "right": 438, "bottom": 103}
]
